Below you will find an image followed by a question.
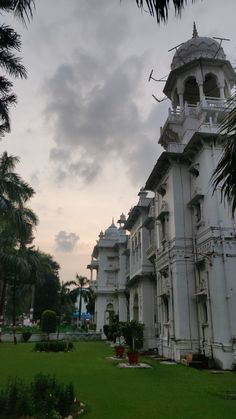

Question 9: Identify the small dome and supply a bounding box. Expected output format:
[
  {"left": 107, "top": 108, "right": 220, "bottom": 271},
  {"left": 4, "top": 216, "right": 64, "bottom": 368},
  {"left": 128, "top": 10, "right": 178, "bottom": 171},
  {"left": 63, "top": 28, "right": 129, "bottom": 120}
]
[
  {"left": 119, "top": 213, "right": 126, "bottom": 222},
  {"left": 104, "top": 220, "right": 119, "bottom": 239},
  {"left": 171, "top": 24, "right": 226, "bottom": 70}
]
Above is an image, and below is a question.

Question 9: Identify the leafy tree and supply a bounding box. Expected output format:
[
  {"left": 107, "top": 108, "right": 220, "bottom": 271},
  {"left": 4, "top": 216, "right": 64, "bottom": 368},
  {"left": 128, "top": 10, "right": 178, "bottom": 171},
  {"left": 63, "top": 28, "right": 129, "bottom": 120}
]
[
  {"left": 41, "top": 309, "right": 57, "bottom": 339},
  {"left": 33, "top": 254, "right": 60, "bottom": 321},
  {"left": 57, "top": 280, "right": 76, "bottom": 327}
]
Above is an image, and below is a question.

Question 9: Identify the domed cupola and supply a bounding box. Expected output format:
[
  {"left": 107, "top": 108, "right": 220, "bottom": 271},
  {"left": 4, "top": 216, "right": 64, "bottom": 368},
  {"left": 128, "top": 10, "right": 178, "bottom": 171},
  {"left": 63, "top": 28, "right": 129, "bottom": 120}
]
[
  {"left": 104, "top": 219, "right": 119, "bottom": 239},
  {"left": 163, "top": 23, "right": 235, "bottom": 110},
  {"left": 171, "top": 23, "right": 226, "bottom": 71}
]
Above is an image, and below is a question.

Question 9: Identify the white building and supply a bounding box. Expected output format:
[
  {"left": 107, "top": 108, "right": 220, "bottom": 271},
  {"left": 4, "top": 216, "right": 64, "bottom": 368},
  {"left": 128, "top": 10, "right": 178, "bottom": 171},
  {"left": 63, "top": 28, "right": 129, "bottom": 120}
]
[
  {"left": 145, "top": 24, "right": 236, "bottom": 369},
  {"left": 89, "top": 25, "right": 236, "bottom": 369},
  {"left": 88, "top": 217, "right": 128, "bottom": 336},
  {"left": 124, "top": 189, "right": 157, "bottom": 349}
]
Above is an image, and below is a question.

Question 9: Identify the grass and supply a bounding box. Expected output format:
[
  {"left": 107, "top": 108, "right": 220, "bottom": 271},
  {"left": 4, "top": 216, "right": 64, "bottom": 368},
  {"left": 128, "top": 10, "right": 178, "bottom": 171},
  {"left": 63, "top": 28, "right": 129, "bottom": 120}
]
[{"left": 0, "top": 342, "right": 236, "bottom": 418}]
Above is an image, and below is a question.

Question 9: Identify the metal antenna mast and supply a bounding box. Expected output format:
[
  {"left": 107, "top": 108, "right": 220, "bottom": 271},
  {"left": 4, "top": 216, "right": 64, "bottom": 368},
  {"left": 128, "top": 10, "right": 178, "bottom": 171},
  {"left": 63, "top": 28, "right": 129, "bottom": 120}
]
[{"left": 148, "top": 69, "right": 168, "bottom": 103}]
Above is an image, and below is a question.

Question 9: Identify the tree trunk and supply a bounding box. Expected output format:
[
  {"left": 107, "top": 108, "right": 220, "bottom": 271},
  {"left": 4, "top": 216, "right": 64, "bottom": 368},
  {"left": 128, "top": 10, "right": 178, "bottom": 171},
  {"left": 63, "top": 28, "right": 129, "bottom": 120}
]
[
  {"left": 30, "top": 284, "right": 35, "bottom": 322},
  {"left": 78, "top": 288, "right": 82, "bottom": 322},
  {"left": 0, "top": 273, "right": 7, "bottom": 320},
  {"left": 12, "top": 276, "right": 17, "bottom": 344}
]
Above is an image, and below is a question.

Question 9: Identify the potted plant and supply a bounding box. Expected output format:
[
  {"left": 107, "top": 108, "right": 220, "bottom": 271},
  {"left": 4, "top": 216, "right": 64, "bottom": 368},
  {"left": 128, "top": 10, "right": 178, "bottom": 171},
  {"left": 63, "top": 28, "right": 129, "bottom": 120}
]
[
  {"left": 122, "top": 320, "right": 144, "bottom": 364},
  {"left": 113, "top": 322, "right": 125, "bottom": 358}
]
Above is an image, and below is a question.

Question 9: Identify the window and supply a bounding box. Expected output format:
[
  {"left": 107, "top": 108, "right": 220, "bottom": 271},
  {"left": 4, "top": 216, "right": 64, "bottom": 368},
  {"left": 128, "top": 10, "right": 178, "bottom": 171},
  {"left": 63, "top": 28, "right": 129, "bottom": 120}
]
[{"left": 183, "top": 76, "right": 200, "bottom": 105}]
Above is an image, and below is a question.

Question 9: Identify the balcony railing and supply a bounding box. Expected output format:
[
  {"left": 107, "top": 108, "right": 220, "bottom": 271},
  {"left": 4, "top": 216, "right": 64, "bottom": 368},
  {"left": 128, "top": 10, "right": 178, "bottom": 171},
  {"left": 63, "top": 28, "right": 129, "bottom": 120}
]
[
  {"left": 146, "top": 244, "right": 156, "bottom": 260},
  {"left": 201, "top": 96, "right": 228, "bottom": 111}
]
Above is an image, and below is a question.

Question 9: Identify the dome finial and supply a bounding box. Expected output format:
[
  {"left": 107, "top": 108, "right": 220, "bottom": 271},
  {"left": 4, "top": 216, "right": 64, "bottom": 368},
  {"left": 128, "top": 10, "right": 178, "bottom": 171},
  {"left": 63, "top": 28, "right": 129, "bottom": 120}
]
[{"left": 192, "top": 22, "right": 198, "bottom": 38}]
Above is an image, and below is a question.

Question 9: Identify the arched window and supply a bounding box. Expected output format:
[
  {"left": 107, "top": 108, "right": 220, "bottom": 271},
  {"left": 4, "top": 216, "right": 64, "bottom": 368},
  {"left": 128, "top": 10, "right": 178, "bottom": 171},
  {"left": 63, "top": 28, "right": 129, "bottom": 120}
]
[
  {"left": 203, "top": 73, "right": 220, "bottom": 98},
  {"left": 183, "top": 76, "right": 200, "bottom": 105},
  {"left": 106, "top": 303, "right": 114, "bottom": 325},
  {"left": 172, "top": 88, "right": 179, "bottom": 109}
]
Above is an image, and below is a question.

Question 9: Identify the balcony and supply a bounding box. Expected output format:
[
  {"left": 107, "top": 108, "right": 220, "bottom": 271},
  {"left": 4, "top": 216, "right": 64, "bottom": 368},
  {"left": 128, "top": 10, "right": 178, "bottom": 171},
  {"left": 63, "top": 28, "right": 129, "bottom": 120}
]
[
  {"left": 87, "top": 259, "right": 98, "bottom": 269},
  {"left": 146, "top": 244, "right": 156, "bottom": 261}
]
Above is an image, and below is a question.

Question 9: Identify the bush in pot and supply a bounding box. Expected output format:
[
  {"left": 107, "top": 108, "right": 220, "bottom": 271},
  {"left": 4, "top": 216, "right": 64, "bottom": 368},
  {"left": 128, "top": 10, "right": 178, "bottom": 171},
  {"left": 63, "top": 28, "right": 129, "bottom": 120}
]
[
  {"left": 113, "top": 321, "right": 126, "bottom": 358},
  {"left": 122, "top": 320, "right": 144, "bottom": 364}
]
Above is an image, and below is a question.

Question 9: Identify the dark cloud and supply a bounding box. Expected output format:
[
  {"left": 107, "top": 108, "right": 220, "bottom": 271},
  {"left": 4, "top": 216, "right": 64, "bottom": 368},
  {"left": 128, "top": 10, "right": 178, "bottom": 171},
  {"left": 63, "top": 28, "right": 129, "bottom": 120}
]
[
  {"left": 43, "top": 1, "right": 165, "bottom": 186},
  {"left": 55, "top": 230, "right": 80, "bottom": 253}
]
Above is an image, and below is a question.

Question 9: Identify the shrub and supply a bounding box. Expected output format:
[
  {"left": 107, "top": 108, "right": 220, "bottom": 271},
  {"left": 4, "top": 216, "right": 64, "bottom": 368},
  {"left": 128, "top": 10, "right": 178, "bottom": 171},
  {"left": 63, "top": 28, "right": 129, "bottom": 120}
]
[
  {"left": 31, "top": 373, "right": 75, "bottom": 417},
  {"left": 0, "top": 374, "right": 76, "bottom": 418},
  {"left": 41, "top": 310, "right": 57, "bottom": 337},
  {"left": 103, "top": 324, "right": 111, "bottom": 340},
  {"left": 22, "top": 328, "right": 32, "bottom": 342},
  {"left": 33, "top": 340, "right": 74, "bottom": 352},
  {"left": 122, "top": 320, "right": 144, "bottom": 351},
  {"left": 0, "top": 377, "right": 32, "bottom": 418}
]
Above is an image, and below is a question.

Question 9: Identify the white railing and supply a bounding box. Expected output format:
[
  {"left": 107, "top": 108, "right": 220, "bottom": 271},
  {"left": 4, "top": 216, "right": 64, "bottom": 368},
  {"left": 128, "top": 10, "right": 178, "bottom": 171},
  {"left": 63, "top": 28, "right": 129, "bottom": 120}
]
[
  {"left": 201, "top": 96, "right": 228, "bottom": 110},
  {"left": 146, "top": 244, "right": 156, "bottom": 259}
]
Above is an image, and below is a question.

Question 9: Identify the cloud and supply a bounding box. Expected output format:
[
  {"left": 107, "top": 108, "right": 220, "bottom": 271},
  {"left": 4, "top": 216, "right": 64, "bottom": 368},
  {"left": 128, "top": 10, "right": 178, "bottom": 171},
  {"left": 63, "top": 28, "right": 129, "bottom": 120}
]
[
  {"left": 55, "top": 230, "right": 80, "bottom": 253},
  {"left": 43, "top": 1, "right": 165, "bottom": 186},
  {"left": 30, "top": 171, "right": 40, "bottom": 189}
]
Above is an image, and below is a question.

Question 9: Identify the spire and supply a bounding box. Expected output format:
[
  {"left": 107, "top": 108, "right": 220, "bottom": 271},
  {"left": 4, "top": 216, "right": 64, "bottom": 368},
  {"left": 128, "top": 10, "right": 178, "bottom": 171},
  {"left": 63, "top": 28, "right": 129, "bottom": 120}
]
[
  {"left": 192, "top": 22, "right": 198, "bottom": 38},
  {"left": 111, "top": 217, "right": 115, "bottom": 226}
]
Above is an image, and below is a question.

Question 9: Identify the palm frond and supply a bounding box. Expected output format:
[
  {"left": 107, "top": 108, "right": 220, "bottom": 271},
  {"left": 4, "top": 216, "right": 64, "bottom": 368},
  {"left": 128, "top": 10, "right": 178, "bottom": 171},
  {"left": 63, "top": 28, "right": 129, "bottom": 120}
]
[
  {"left": 211, "top": 93, "right": 236, "bottom": 214},
  {"left": 134, "top": 0, "right": 189, "bottom": 23},
  {"left": 0, "top": 0, "right": 35, "bottom": 23},
  {"left": 0, "top": 50, "right": 27, "bottom": 78},
  {"left": 0, "top": 152, "right": 19, "bottom": 172},
  {"left": 0, "top": 25, "right": 21, "bottom": 51},
  {"left": 12, "top": 0, "right": 35, "bottom": 23},
  {"left": 0, "top": 76, "right": 13, "bottom": 94}
]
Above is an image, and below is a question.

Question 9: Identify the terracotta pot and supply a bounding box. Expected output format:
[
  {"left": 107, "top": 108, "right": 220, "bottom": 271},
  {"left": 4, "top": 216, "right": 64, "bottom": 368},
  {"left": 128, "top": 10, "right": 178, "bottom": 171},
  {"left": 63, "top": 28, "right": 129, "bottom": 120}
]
[
  {"left": 127, "top": 351, "right": 139, "bottom": 364},
  {"left": 186, "top": 352, "right": 193, "bottom": 363},
  {"left": 115, "top": 345, "right": 125, "bottom": 358}
]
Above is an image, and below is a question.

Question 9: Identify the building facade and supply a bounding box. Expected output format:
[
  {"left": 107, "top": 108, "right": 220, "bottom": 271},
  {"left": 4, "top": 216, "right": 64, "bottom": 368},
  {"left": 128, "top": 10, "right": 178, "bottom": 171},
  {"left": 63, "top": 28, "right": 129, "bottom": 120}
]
[
  {"left": 88, "top": 26, "right": 236, "bottom": 369},
  {"left": 88, "top": 217, "right": 128, "bottom": 336},
  {"left": 124, "top": 189, "right": 157, "bottom": 349}
]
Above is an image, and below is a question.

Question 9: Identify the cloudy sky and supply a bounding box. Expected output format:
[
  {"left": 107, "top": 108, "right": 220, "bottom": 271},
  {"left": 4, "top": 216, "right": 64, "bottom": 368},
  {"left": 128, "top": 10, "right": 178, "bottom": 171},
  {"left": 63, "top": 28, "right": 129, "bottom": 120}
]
[{"left": 2, "top": 0, "right": 236, "bottom": 281}]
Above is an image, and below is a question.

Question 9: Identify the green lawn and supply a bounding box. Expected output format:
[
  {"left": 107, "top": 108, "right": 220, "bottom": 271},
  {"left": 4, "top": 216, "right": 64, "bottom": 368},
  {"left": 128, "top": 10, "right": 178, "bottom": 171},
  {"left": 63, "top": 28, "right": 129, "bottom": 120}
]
[{"left": 0, "top": 342, "right": 236, "bottom": 418}]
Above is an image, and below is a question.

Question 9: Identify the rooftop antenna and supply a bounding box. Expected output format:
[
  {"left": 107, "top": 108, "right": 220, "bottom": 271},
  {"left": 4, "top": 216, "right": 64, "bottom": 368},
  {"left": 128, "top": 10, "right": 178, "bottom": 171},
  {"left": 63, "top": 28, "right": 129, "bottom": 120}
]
[
  {"left": 148, "top": 69, "right": 168, "bottom": 83},
  {"left": 148, "top": 68, "right": 168, "bottom": 103},
  {"left": 212, "top": 36, "right": 230, "bottom": 58},
  {"left": 152, "top": 94, "right": 167, "bottom": 103},
  {"left": 168, "top": 42, "right": 186, "bottom": 66}
]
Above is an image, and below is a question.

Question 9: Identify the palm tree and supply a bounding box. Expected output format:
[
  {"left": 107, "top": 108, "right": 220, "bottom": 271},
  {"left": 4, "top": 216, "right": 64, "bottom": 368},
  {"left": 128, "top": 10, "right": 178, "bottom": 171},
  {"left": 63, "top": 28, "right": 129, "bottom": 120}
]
[
  {"left": 212, "top": 94, "right": 236, "bottom": 215},
  {"left": 0, "top": 1, "right": 36, "bottom": 137},
  {"left": 134, "top": 0, "right": 191, "bottom": 23},
  {"left": 0, "top": 25, "right": 27, "bottom": 136},
  {"left": 57, "top": 280, "right": 75, "bottom": 334},
  {"left": 74, "top": 274, "right": 89, "bottom": 322},
  {"left": 0, "top": 152, "right": 37, "bottom": 324}
]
